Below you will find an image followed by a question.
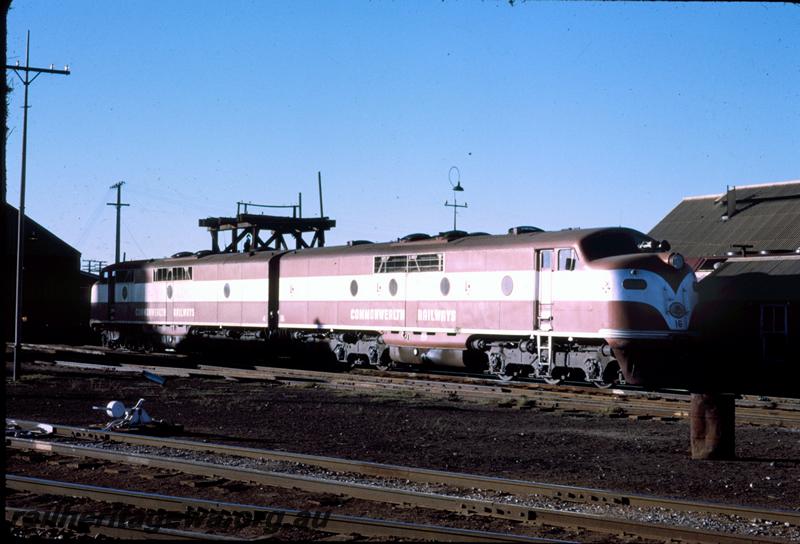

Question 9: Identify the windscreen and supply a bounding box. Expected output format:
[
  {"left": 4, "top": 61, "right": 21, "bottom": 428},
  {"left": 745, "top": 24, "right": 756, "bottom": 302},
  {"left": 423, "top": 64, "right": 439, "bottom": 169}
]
[{"left": 580, "top": 230, "right": 661, "bottom": 261}]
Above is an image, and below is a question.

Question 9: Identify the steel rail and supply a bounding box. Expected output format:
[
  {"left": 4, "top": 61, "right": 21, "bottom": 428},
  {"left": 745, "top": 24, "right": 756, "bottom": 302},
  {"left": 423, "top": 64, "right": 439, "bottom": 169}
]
[
  {"left": 7, "top": 436, "right": 795, "bottom": 544},
  {"left": 16, "top": 342, "right": 800, "bottom": 421},
  {"left": 15, "top": 342, "right": 800, "bottom": 408},
  {"left": 32, "top": 358, "right": 800, "bottom": 427},
  {"left": 9, "top": 418, "right": 800, "bottom": 526},
  {"left": 6, "top": 474, "right": 563, "bottom": 543},
  {"left": 5, "top": 507, "right": 236, "bottom": 540},
  {"left": 14, "top": 343, "right": 800, "bottom": 410}
]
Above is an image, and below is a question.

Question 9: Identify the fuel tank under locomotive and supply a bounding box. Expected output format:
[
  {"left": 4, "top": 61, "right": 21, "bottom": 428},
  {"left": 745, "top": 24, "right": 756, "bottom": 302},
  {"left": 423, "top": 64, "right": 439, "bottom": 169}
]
[{"left": 389, "top": 346, "right": 488, "bottom": 370}]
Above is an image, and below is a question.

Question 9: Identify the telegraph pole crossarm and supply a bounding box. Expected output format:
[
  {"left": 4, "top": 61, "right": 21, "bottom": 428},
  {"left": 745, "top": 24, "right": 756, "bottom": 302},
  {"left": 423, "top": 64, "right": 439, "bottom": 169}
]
[{"left": 7, "top": 31, "right": 70, "bottom": 382}]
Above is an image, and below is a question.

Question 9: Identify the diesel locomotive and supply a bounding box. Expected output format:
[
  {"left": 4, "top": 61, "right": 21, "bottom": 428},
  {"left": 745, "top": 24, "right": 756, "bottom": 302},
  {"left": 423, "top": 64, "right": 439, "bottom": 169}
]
[{"left": 91, "top": 227, "right": 697, "bottom": 386}]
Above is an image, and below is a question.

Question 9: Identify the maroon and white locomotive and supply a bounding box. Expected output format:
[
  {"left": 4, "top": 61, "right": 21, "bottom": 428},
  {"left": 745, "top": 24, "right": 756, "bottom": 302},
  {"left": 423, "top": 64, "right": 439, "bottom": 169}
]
[{"left": 91, "top": 227, "right": 696, "bottom": 386}]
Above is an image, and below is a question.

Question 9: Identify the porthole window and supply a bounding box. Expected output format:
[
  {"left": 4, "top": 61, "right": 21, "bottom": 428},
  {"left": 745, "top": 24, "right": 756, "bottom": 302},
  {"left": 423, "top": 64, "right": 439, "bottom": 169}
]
[
  {"left": 501, "top": 275, "right": 514, "bottom": 296},
  {"left": 389, "top": 278, "right": 398, "bottom": 296},
  {"left": 223, "top": 283, "right": 231, "bottom": 298},
  {"left": 350, "top": 279, "right": 358, "bottom": 297},
  {"left": 122, "top": 286, "right": 128, "bottom": 300},
  {"left": 167, "top": 285, "right": 173, "bottom": 299},
  {"left": 440, "top": 277, "right": 450, "bottom": 296}
]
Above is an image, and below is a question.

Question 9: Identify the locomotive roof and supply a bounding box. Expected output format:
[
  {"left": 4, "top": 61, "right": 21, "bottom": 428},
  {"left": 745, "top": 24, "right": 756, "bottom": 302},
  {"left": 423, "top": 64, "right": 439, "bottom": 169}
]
[
  {"left": 103, "top": 226, "right": 655, "bottom": 271},
  {"left": 280, "top": 227, "right": 652, "bottom": 259},
  {"left": 105, "top": 249, "right": 280, "bottom": 269}
]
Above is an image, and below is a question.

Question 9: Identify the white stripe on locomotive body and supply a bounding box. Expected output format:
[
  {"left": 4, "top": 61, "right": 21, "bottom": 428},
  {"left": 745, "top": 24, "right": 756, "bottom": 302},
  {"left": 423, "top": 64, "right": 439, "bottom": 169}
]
[
  {"left": 92, "top": 259, "right": 696, "bottom": 336},
  {"left": 93, "top": 278, "right": 269, "bottom": 305},
  {"left": 279, "top": 267, "right": 696, "bottom": 333},
  {"left": 550, "top": 268, "right": 696, "bottom": 331},
  {"left": 90, "top": 278, "right": 269, "bottom": 327},
  {"left": 279, "top": 270, "right": 535, "bottom": 302},
  {"left": 620, "top": 269, "right": 696, "bottom": 331}
]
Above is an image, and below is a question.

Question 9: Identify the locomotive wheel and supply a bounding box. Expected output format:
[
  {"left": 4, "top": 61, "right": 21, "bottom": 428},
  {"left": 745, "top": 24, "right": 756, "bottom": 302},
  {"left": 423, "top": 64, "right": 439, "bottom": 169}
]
[
  {"left": 594, "top": 362, "right": 623, "bottom": 389},
  {"left": 341, "top": 354, "right": 359, "bottom": 370},
  {"left": 375, "top": 349, "right": 395, "bottom": 371},
  {"left": 488, "top": 353, "right": 515, "bottom": 381}
]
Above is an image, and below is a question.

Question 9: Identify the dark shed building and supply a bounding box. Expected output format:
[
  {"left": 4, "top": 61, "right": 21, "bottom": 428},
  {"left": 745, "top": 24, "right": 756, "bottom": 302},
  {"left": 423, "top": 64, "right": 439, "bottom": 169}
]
[
  {"left": 3, "top": 203, "right": 94, "bottom": 344},
  {"left": 649, "top": 181, "right": 800, "bottom": 394},
  {"left": 649, "top": 180, "right": 800, "bottom": 272},
  {"left": 691, "top": 255, "right": 800, "bottom": 394}
]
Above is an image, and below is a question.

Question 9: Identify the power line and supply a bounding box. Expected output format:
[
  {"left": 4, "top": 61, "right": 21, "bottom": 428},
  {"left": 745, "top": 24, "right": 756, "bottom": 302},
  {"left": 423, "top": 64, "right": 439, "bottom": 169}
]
[
  {"left": 123, "top": 221, "right": 147, "bottom": 259},
  {"left": 76, "top": 188, "right": 115, "bottom": 248}
]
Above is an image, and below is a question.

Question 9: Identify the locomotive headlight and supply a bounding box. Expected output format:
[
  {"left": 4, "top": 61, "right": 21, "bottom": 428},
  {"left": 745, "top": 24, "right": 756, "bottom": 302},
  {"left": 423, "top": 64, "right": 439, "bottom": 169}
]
[
  {"left": 668, "top": 252, "right": 685, "bottom": 270},
  {"left": 668, "top": 301, "right": 687, "bottom": 318}
]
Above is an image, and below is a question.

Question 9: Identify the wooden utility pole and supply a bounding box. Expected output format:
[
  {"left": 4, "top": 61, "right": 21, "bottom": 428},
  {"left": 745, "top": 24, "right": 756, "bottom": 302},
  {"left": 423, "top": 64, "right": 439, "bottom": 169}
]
[
  {"left": 107, "top": 181, "right": 129, "bottom": 264},
  {"left": 6, "top": 30, "right": 70, "bottom": 380}
]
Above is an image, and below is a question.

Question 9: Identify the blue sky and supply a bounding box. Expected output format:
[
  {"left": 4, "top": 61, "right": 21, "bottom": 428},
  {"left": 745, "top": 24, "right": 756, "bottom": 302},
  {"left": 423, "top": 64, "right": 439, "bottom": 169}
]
[{"left": 6, "top": 1, "right": 799, "bottom": 264}]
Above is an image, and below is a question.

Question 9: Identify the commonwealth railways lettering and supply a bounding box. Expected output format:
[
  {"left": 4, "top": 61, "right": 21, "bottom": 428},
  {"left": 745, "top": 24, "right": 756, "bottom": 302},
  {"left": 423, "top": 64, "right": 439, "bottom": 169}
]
[
  {"left": 417, "top": 308, "right": 457, "bottom": 323},
  {"left": 349, "top": 308, "right": 405, "bottom": 321}
]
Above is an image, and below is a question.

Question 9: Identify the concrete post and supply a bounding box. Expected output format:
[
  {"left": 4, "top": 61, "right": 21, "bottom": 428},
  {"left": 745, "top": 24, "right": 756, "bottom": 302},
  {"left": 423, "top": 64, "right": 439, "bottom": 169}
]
[{"left": 690, "top": 393, "right": 736, "bottom": 460}]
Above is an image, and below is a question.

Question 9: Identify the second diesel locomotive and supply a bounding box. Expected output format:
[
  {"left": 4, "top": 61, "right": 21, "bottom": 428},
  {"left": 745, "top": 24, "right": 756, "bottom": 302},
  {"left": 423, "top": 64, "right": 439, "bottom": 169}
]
[{"left": 91, "top": 227, "right": 697, "bottom": 386}]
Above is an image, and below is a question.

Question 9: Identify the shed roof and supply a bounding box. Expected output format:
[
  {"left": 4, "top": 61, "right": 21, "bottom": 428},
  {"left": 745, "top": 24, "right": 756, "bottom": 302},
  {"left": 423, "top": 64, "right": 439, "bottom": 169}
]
[
  {"left": 648, "top": 180, "right": 800, "bottom": 259},
  {"left": 700, "top": 255, "right": 800, "bottom": 300},
  {"left": 4, "top": 202, "right": 81, "bottom": 259},
  {"left": 712, "top": 255, "right": 800, "bottom": 278}
]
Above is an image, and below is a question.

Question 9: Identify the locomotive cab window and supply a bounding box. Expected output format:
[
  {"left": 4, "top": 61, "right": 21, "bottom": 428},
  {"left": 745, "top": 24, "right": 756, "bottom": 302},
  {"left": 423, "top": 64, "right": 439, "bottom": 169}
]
[
  {"left": 557, "top": 249, "right": 579, "bottom": 271},
  {"left": 538, "top": 250, "right": 553, "bottom": 271},
  {"left": 581, "top": 231, "right": 661, "bottom": 261}
]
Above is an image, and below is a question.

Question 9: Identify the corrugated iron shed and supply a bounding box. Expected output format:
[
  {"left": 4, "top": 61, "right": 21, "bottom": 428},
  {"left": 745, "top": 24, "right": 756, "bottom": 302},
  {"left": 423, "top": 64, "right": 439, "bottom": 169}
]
[
  {"left": 649, "top": 180, "right": 800, "bottom": 260},
  {"left": 705, "top": 255, "right": 800, "bottom": 299},
  {"left": 712, "top": 255, "right": 800, "bottom": 279}
]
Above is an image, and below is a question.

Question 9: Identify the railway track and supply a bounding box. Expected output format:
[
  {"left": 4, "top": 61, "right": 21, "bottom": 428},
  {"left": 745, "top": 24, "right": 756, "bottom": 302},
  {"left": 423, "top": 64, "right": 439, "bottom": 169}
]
[
  {"left": 7, "top": 419, "right": 799, "bottom": 543},
  {"left": 22, "top": 352, "right": 800, "bottom": 428},
  {"left": 6, "top": 475, "right": 554, "bottom": 542},
  {"left": 15, "top": 342, "right": 800, "bottom": 404}
]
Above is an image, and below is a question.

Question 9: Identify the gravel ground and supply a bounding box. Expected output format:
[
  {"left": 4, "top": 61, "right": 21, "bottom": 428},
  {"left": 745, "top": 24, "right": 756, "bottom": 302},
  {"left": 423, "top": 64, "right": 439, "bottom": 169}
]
[
  {"left": 23, "top": 436, "right": 799, "bottom": 541},
  {"left": 5, "top": 450, "right": 641, "bottom": 543},
  {"left": 5, "top": 363, "right": 800, "bottom": 523}
]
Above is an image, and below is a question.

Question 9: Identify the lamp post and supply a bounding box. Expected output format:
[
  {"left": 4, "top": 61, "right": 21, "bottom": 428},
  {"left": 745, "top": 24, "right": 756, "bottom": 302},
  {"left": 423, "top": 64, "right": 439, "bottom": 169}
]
[{"left": 444, "top": 166, "right": 467, "bottom": 231}]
